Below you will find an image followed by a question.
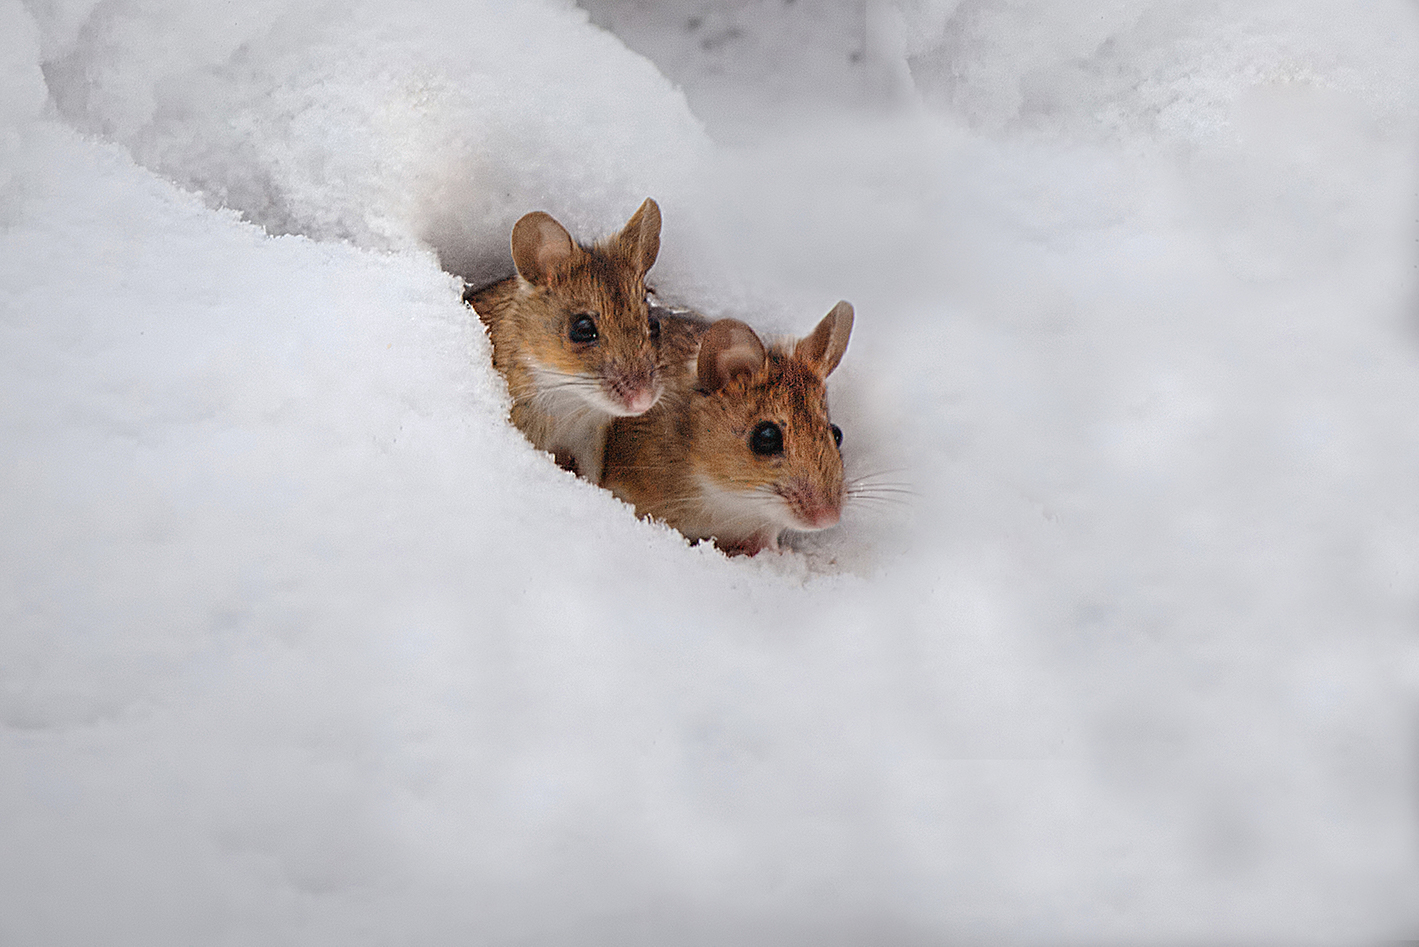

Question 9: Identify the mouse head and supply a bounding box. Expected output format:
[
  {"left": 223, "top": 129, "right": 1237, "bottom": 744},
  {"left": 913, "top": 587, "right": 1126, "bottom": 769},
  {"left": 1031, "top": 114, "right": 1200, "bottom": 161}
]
[
  {"left": 690, "top": 301, "right": 854, "bottom": 542},
  {"left": 510, "top": 199, "right": 663, "bottom": 416}
]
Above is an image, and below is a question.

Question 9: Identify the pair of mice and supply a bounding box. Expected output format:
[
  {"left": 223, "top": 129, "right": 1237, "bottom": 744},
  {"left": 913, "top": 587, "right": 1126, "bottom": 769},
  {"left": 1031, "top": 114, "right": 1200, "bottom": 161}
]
[{"left": 464, "top": 199, "right": 853, "bottom": 556}]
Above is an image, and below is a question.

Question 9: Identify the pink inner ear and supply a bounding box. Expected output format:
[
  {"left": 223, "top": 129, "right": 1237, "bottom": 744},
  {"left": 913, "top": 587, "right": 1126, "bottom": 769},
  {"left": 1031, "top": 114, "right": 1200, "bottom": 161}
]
[
  {"left": 716, "top": 344, "right": 763, "bottom": 381},
  {"left": 698, "top": 319, "right": 766, "bottom": 392},
  {"left": 512, "top": 211, "right": 575, "bottom": 284},
  {"left": 533, "top": 219, "right": 574, "bottom": 273}
]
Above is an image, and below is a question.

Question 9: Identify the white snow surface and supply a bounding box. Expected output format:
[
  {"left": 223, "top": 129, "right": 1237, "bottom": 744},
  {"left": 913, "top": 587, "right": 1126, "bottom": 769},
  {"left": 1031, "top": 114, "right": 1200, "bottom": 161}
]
[{"left": 3, "top": 0, "right": 1419, "bottom": 943}]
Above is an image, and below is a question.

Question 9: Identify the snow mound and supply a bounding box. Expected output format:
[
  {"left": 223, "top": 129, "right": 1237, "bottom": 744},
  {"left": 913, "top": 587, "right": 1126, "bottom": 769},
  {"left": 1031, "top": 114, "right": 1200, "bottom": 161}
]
[
  {"left": 36, "top": 0, "right": 707, "bottom": 283},
  {"left": 898, "top": 1, "right": 1418, "bottom": 141},
  {"left": 3, "top": 1, "right": 1419, "bottom": 944}
]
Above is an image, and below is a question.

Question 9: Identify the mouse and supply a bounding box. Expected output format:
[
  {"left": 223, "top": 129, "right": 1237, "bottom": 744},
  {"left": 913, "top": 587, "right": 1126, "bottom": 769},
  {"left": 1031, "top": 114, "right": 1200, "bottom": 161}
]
[
  {"left": 602, "top": 301, "right": 854, "bottom": 555},
  {"left": 465, "top": 199, "right": 665, "bottom": 483}
]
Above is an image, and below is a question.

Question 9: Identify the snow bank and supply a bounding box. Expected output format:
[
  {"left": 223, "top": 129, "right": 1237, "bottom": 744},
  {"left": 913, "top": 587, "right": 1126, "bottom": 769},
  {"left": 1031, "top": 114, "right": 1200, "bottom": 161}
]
[
  {"left": 3, "top": 0, "right": 1418, "bottom": 944},
  {"left": 35, "top": 0, "right": 707, "bottom": 284}
]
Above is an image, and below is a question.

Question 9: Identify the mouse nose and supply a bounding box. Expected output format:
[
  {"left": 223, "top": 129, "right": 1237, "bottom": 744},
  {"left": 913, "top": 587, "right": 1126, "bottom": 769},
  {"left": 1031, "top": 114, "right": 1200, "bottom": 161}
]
[
  {"left": 622, "top": 385, "right": 657, "bottom": 414},
  {"left": 604, "top": 362, "right": 659, "bottom": 415},
  {"left": 781, "top": 478, "right": 842, "bottom": 531}
]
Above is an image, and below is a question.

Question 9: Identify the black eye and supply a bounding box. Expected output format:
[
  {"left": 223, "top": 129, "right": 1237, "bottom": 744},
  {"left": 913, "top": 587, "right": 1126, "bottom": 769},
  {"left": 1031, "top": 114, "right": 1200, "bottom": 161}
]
[
  {"left": 648, "top": 314, "right": 661, "bottom": 341},
  {"left": 568, "top": 314, "right": 598, "bottom": 344},
  {"left": 749, "top": 421, "right": 783, "bottom": 456},
  {"left": 831, "top": 424, "right": 842, "bottom": 448}
]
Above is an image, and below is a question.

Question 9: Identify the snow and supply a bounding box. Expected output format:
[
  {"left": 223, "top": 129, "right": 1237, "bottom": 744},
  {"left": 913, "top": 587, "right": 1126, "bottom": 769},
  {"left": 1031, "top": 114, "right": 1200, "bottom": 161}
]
[{"left": 3, "top": 0, "right": 1418, "bottom": 943}]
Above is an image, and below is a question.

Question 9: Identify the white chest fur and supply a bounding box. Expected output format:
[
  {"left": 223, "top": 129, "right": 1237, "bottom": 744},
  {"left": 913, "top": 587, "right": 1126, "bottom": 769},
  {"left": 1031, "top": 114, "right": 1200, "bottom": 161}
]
[{"left": 526, "top": 361, "right": 615, "bottom": 483}]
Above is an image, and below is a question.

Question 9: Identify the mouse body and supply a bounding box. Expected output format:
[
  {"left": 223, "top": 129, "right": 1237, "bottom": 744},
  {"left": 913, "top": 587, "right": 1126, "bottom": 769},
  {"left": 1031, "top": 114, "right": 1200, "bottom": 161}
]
[
  {"left": 466, "top": 199, "right": 664, "bottom": 482},
  {"left": 603, "top": 301, "right": 854, "bottom": 555}
]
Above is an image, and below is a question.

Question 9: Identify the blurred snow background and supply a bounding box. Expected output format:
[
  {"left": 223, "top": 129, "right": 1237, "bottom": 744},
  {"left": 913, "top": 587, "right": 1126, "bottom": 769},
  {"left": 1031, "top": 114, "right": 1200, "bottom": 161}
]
[{"left": 3, "top": 0, "right": 1418, "bottom": 943}]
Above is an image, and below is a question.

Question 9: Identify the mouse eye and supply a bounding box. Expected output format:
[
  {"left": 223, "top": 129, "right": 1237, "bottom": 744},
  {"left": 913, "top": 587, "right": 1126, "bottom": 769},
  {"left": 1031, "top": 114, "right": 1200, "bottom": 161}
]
[
  {"left": 749, "top": 421, "right": 783, "bottom": 457},
  {"left": 831, "top": 424, "right": 843, "bottom": 448},
  {"left": 568, "top": 314, "right": 598, "bottom": 344}
]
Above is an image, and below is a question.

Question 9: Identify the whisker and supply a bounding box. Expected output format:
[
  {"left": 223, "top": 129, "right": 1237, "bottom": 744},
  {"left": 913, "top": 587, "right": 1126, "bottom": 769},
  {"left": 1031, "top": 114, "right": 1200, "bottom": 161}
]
[
  {"left": 845, "top": 473, "right": 913, "bottom": 484},
  {"left": 529, "top": 380, "right": 601, "bottom": 400},
  {"left": 530, "top": 365, "right": 592, "bottom": 382},
  {"left": 844, "top": 482, "right": 915, "bottom": 495},
  {"left": 843, "top": 492, "right": 912, "bottom": 509},
  {"left": 845, "top": 473, "right": 917, "bottom": 499},
  {"left": 845, "top": 486, "right": 915, "bottom": 498}
]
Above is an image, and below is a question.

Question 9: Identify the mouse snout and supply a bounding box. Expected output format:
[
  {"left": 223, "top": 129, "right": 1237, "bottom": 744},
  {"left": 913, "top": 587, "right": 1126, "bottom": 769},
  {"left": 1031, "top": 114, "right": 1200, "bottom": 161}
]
[
  {"left": 602, "top": 361, "right": 660, "bottom": 416},
  {"left": 780, "top": 477, "right": 843, "bottom": 531}
]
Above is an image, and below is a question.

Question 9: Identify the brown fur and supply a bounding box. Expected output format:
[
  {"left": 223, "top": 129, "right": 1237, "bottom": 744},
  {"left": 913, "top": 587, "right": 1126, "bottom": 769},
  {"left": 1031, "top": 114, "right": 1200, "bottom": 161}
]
[
  {"left": 465, "top": 199, "right": 665, "bottom": 483},
  {"left": 603, "top": 302, "right": 854, "bottom": 556}
]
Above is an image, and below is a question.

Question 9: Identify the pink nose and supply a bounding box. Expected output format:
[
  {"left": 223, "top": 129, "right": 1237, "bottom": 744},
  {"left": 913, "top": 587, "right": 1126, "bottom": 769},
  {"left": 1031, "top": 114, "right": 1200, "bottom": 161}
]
[
  {"left": 605, "top": 365, "right": 658, "bottom": 415},
  {"left": 783, "top": 478, "right": 841, "bottom": 531},
  {"left": 623, "top": 386, "right": 657, "bottom": 414}
]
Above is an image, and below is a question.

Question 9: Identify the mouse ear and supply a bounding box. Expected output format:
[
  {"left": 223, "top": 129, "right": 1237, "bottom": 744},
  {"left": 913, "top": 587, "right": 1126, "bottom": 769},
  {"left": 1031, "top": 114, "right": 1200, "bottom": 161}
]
[
  {"left": 511, "top": 211, "right": 576, "bottom": 285},
  {"left": 698, "top": 318, "right": 767, "bottom": 392},
  {"left": 614, "top": 198, "right": 661, "bottom": 277},
  {"left": 794, "top": 300, "right": 854, "bottom": 377}
]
